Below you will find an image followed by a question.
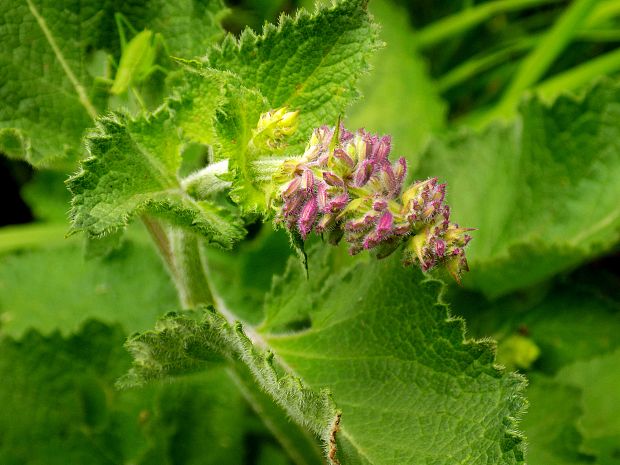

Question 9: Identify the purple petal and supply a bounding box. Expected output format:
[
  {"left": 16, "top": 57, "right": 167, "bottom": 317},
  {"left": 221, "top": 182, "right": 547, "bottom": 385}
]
[
  {"left": 354, "top": 160, "right": 374, "bottom": 186},
  {"left": 298, "top": 198, "right": 318, "bottom": 239},
  {"left": 301, "top": 169, "right": 314, "bottom": 192},
  {"left": 376, "top": 210, "right": 393, "bottom": 234},
  {"left": 326, "top": 193, "right": 349, "bottom": 212},
  {"left": 316, "top": 182, "right": 328, "bottom": 211},
  {"left": 334, "top": 148, "right": 355, "bottom": 168},
  {"left": 323, "top": 171, "right": 344, "bottom": 187}
]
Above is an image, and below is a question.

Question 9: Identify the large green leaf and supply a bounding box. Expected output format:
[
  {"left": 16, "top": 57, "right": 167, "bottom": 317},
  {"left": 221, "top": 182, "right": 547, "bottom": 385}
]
[
  {"left": 0, "top": 0, "right": 227, "bottom": 167},
  {"left": 417, "top": 80, "right": 620, "bottom": 297},
  {"left": 0, "top": 239, "right": 177, "bottom": 337},
  {"left": 559, "top": 349, "right": 620, "bottom": 464},
  {"left": 519, "top": 375, "right": 593, "bottom": 465},
  {"left": 0, "top": 321, "right": 248, "bottom": 465},
  {"left": 125, "top": 248, "right": 526, "bottom": 464},
  {"left": 204, "top": 0, "right": 380, "bottom": 149},
  {"left": 449, "top": 269, "right": 620, "bottom": 465}
]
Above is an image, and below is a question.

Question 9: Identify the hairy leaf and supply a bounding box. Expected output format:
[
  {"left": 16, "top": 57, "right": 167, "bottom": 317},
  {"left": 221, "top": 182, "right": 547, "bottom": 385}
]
[
  {"left": 126, "top": 248, "right": 526, "bottom": 464},
  {"left": 121, "top": 307, "right": 336, "bottom": 461},
  {"left": 0, "top": 0, "right": 228, "bottom": 167},
  {"left": 417, "top": 80, "right": 620, "bottom": 297},
  {"left": 67, "top": 105, "right": 245, "bottom": 247},
  {"left": 264, "top": 251, "right": 526, "bottom": 465},
  {"left": 204, "top": 0, "right": 380, "bottom": 149}
]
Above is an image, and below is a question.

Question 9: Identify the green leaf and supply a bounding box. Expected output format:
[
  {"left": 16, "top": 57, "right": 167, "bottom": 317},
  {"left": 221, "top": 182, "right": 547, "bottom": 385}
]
[
  {"left": 204, "top": 0, "right": 380, "bottom": 149},
  {"left": 0, "top": 321, "right": 249, "bottom": 465},
  {"left": 559, "top": 349, "right": 620, "bottom": 464},
  {"left": 448, "top": 270, "right": 620, "bottom": 465},
  {"left": 416, "top": 80, "right": 620, "bottom": 297},
  {"left": 121, "top": 307, "right": 336, "bottom": 462},
  {"left": 0, "top": 322, "right": 150, "bottom": 464},
  {"left": 215, "top": 81, "right": 271, "bottom": 212},
  {"left": 20, "top": 171, "right": 72, "bottom": 222},
  {"left": 126, "top": 248, "right": 526, "bottom": 464},
  {"left": 67, "top": 104, "right": 245, "bottom": 247},
  {"left": 451, "top": 270, "right": 620, "bottom": 374},
  {"left": 520, "top": 375, "right": 594, "bottom": 465},
  {"left": 346, "top": 0, "right": 446, "bottom": 168},
  {"left": 0, "top": 240, "right": 178, "bottom": 337},
  {"left": 0, "top": 0, "right": 228, "bottom": 167},
  {"left": 264, "top": 252, "right": 526, "bottom": 465}
]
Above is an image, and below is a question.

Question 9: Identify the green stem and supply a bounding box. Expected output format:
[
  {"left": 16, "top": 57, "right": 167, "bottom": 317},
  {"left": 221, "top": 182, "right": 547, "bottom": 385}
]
[
  {"left": 169, "top": 229, "right": 215, "bottom": 308},
  {"left": 141, "top": 216, "right": 214, "bottom": 307},
  {"left": 227, "top": 368, "right": 325, "bottom": 465},
  {"left": 154, "top": 225, "right": 325, "bottom": 464},
  {"left": 415, "top": 0, "right": 561, "bottom": 49},
  {"left": 180, "top": 160, "right": 231, "bottom": 200}
]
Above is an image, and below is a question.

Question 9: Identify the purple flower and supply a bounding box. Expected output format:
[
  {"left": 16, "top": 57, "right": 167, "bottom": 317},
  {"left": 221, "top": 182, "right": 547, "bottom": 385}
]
[{"left": 272, "top": 123, "right": 473, "bottom": 281}]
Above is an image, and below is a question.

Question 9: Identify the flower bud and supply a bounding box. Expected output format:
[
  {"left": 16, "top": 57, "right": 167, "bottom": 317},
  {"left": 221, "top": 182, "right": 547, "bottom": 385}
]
[{"left": 272, "top": 123, "right": 473, "bottom": 282}]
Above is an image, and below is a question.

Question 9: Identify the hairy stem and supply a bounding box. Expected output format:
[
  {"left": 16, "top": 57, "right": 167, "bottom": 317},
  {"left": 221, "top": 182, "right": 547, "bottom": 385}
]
[
  {"left": 169, "top": 229, "right": 215, "bottom": 308},
  {"left": 142, "top": 217, "right": 324, "bottom": 464}
]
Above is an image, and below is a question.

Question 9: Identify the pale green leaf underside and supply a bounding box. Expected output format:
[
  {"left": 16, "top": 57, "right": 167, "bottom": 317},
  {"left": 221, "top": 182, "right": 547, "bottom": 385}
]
[
  {"left": 204, "top": 0, "right": 380, "bottom": 150},
  {"left": 0, "top": 0, "right": 227, "bottom": 167},
  {"left": 417, "top": 80, "right": 620, "bottom": 297}
]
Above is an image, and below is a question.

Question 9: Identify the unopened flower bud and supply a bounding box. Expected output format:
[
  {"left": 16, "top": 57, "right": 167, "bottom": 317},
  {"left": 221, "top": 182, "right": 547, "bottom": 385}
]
[{"left": 272, "top": 123, "right": 473, "bottom": 281}]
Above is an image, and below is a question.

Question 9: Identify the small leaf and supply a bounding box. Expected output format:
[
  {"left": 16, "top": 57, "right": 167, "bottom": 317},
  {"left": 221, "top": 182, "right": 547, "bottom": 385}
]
[{"left": 67, "top": 104, "right": 245, "bottom": 247}]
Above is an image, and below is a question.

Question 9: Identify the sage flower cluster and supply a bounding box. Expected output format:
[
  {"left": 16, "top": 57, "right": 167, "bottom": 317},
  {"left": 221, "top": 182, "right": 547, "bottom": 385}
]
[{"left": 272, "top": 123, "right": 472, "bottom": 281}]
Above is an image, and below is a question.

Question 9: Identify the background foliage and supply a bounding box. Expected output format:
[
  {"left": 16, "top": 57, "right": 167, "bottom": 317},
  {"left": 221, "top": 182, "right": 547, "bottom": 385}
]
[{"left": 1, "top": 0, "right": 619, "bottom": 464}]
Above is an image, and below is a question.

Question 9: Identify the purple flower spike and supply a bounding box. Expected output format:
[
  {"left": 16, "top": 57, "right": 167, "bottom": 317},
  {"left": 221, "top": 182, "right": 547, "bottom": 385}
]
[{"left": 272, "top": 122, "right": 473, "bottom": 281}]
